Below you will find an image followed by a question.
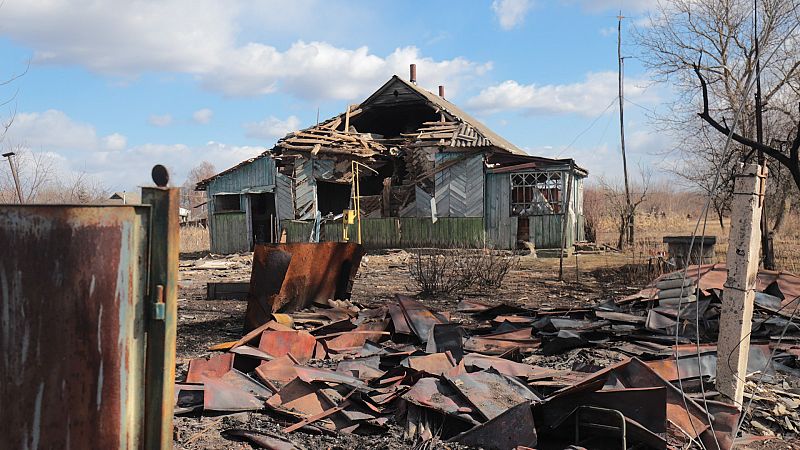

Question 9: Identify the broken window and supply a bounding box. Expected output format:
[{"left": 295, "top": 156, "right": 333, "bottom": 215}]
[
  {"left": 316, "top": 181, "right": 351, "bottom": 216},
  {"left": 214, "top": 194, "right": 242, "bottom": 212},
  {"left": 510, "top": 171, "right": 562, "bottom": 215}
]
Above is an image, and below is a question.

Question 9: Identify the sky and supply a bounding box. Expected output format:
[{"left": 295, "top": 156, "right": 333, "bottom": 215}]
[{"left": 0, "top": 0, "right": 672, "bottom": 192}]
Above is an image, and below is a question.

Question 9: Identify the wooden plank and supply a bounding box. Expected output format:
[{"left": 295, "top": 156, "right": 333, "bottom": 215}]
[{"left": 207, "top": 282, "right": 250, "bottom": 300}]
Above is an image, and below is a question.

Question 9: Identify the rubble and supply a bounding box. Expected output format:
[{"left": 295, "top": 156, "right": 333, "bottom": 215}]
[{"left": 177, "top": 259, "right": 800, "bottom": 449}]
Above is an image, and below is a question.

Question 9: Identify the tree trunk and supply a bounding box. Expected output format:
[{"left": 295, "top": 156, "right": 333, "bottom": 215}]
[
  {"left": 617, "top": 214, "right": 626, "bottom": 250},
  {"left": 716, "top": 207, "right": 725, "bottom": 230},
  {"left": 772, "top": 197, "right": 791, "bottom": 234}
]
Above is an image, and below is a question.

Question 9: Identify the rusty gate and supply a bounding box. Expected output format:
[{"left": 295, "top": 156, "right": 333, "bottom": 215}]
[{"left": 0, "top": 182, "right": 178, "bottom": 449}]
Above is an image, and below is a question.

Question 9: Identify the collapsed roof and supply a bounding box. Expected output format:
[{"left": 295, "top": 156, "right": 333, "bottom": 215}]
[{"left": 197, "top": 74, "right": 586, "bottom": 191}]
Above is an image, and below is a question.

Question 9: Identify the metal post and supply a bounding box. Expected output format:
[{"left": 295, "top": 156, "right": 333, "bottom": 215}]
[
  {"left": 141, "top": 173, "right": 179, "bottom": 449},
  {"left": 716, "top": 163, "right": 767, "bottom": 406},
  {"left": 2, "top": 151, "right": 23, "bottom": 203}
]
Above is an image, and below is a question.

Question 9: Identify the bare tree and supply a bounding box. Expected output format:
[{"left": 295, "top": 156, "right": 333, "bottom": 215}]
[
  {"left": 0, "top": 146, "right": 55, "bottom": 202},
  {"left": 181, "top": 161, "right": 216, "bottom": 208},
  {"left": 598, "top": 169, "right": 652, "bottom": 249},
  {"left": 635, "top": 0, "right": 800, "bottom": 230}
]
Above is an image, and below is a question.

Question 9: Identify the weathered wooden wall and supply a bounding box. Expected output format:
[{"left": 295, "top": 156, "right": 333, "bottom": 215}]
[
  {"left": 206, "top": 157, "right": 275, "bottom": 194},
  {"left": 210, "top": 212, "right": 249, "bottom": 254},
  {"left": 282, "top": 217, "right": 484, "bottom": 249},
  {"left": 275, "top": 173, "right": 294, "bottom": 222},
  {"left": 484, "top": 172, "right": 517, "bottom": 250},
  {"left": 434, "top": 152, "right": 484, "bottom": 218}
]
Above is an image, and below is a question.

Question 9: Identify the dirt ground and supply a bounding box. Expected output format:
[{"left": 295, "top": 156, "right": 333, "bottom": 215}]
[{"left": 172, "top": 249, "right": 797, "bottom": 449}]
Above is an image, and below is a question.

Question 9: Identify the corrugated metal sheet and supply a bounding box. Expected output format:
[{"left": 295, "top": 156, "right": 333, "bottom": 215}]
[
  {"left": 484, "top": 173, "right": 517, "bottom": 250},
  {"left": 275, "top": 173, "right": 294, "bottom": 221},
  {"left": 434, "top": 152, "right": 484, "bottom": 218},
  {"left": 294, "top": 159, "right": 316, "bottom": 220},
  {"left": 206, "top": 156, "right": 275, "bottom": 194},
  {"left": 210, "top": 212, "right": 249, "bottom": 254}
]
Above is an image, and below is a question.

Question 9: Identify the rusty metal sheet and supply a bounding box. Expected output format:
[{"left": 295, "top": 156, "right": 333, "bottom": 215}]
[
  {"left": 266, "top": 378, "right": 336, "bottom": 417},
  {"left": 255, "top": 356, "right": 299, "bottom": 385},
  {"left": 219, "top": 369, "right": 273, "bottom": 399},
  {"left": 463, "top": 354, "right": 544, "bottom": 378},
  {"left": 401, "top": 352, "right": 456, "bottom": 375},
  {"left": 536, "top": 387, "right": 667, "bottom": 436},
  {"left": 322, "top": 320, "right": 388, "bottom": 351},
  {"left": 202, "top": 377, "right": 264, "bottom": 412},
  {"left": 186, "top": 353, "right": 236, "bottom": 382},
  {"left": 258, "top": 330, "right": 317, "bottom": 363},
  {"left": 245, "top": 242, "right": 364, "bottom": 330},
  {"left": 402, "top": 378, "right": 479, "bottom": 424},
  {"left": 336, "top": 356, "right": 384, "bottom": 380},
  {"left": 549, "top": 357, "right": 710, "bottom": 439},
  {"left": 223, "top": 429, "right": 301, "bottom": 450},
  {"left": 446, "top": 370, "right": 539, "bottom": 421},
  {"left": 293, "top": 366, "right": 367, "bottom": 389},
  {"left": 0, "top": 205, "right": 163, "bottom": 450},
  {"left": 387, "top": 303, "right": 412, "bottom": 334},
  {"left": 425, "top": 323, "right": 465, "bottom": 361},
  {"left": 464, "top": 335, "right": 540, "bottom": 355},
  {"left": 396, "top": 295, "right": 448, "bottom": 343},
  {"left": 448, "top": 402, "right": 537, "bottom": 450}
]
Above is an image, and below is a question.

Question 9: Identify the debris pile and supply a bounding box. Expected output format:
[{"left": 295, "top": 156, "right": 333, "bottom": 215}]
[{"left": 177, "top": 263, "right": 800, "bottom": 449}]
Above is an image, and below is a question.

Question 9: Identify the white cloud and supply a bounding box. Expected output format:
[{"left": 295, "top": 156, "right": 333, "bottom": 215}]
[
  {"left": 492, "top": 0, "right": 534, "bottom": 30},
  {"left": 244, "top": 116, "right": 302, "bottom": 140},
  {"left": 0, "top": 1, "right": 491, "bottom": 101},
  {"left": 6, "top": 109, "right": 125, "bottom": 151},
  {"left": 466, "top": 72, "right": 658, "bottom": 116},
  {"left": 102, "top": 133, "right": 127, "bottom": 151},
  {"left": 148, "top": 114, "right": 173, "bottom": 127},
  {"left": 77, "top": 142, "right": 264, "bottom": 190},
  {"left": 192, "top": 108, "right": 213, "bottom": 124}
]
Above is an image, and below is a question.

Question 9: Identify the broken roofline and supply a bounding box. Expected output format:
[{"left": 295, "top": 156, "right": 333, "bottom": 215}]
[{"left": 196, "top": 72, "right": 588, "bottom": 190}]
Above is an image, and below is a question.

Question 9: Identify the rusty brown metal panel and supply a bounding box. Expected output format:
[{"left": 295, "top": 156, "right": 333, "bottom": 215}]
[
  {"left": 0, "top": 205, "right": 150, "bottom": 450},
  {"left": 244, "top": 242, "right": 364, "bottom": 330}
]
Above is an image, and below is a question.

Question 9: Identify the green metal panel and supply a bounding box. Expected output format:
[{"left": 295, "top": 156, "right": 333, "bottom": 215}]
[{"left": 210, "top": 212, "right": 249, "bottom": 253}]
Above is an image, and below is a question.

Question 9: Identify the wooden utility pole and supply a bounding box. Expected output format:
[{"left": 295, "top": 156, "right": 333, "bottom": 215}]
[
  {"left": 753, "top": 0, "right": 776, "bottom": 269},
  {"left": 558, "top": 163, "right": 575, "bottom": 281},
  {"left": 617, "top": 14, "right": 633, "bottom": 247},
  {"left": 716, "top": 163, "right": 767, "bottom": 406},
  {"left": 2, "top": 151, "right": 23, "bottom": 203}
]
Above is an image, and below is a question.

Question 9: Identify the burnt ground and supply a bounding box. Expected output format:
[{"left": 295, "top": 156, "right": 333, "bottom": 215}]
[{"left": 172, "top": 250, "right": 798, "bottom": 449}]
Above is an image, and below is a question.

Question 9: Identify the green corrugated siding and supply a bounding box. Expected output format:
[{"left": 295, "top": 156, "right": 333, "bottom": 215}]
[
  {"left": 280, "top": 217, "right": 484, "bottom": 249},
  {"left": 210, "top": 212, "right": 249, "bottom": 254}
]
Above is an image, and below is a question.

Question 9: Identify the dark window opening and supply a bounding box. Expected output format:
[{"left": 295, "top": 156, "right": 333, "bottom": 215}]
[
  {"left": 214, "top": 194, "right": 241, "bottom": 212},
  {"left": 317, "top": 181, "right": 352, "bottom": 216}
]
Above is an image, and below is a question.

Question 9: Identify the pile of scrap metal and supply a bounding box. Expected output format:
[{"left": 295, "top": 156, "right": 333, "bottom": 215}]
[{"left": 176, "top": 263, "right": 800, "bottom": 449}]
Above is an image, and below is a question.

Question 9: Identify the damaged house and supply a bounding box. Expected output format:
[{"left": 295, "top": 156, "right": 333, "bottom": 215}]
[{"left": 197, "top": 66, "right": 587, "bottom": 254}]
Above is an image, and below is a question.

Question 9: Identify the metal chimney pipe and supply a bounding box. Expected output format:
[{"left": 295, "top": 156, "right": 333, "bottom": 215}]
[
  {"left": 438, "top": 85, "right": 445, "bottom": 99},
  {"left": 409, "top": 64, "right": 417, "bottom": 84}
]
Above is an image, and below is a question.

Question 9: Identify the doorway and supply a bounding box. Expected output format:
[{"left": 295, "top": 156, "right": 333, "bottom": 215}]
[{"left": 248, "top": 193, "right": 277, "bottom": 249}]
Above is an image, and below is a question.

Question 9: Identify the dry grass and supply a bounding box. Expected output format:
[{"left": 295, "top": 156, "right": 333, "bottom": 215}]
[
  {"left": 594, "top": 209, "right": 800, "bottom": 273},
  {"left": 180, "top": 226, "right": 210, "bottom": 253}
]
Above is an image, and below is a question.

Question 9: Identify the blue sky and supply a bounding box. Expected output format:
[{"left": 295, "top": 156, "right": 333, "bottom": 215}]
[{"left": 0, "top": 0, "right": 668, "bottom": 191}]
